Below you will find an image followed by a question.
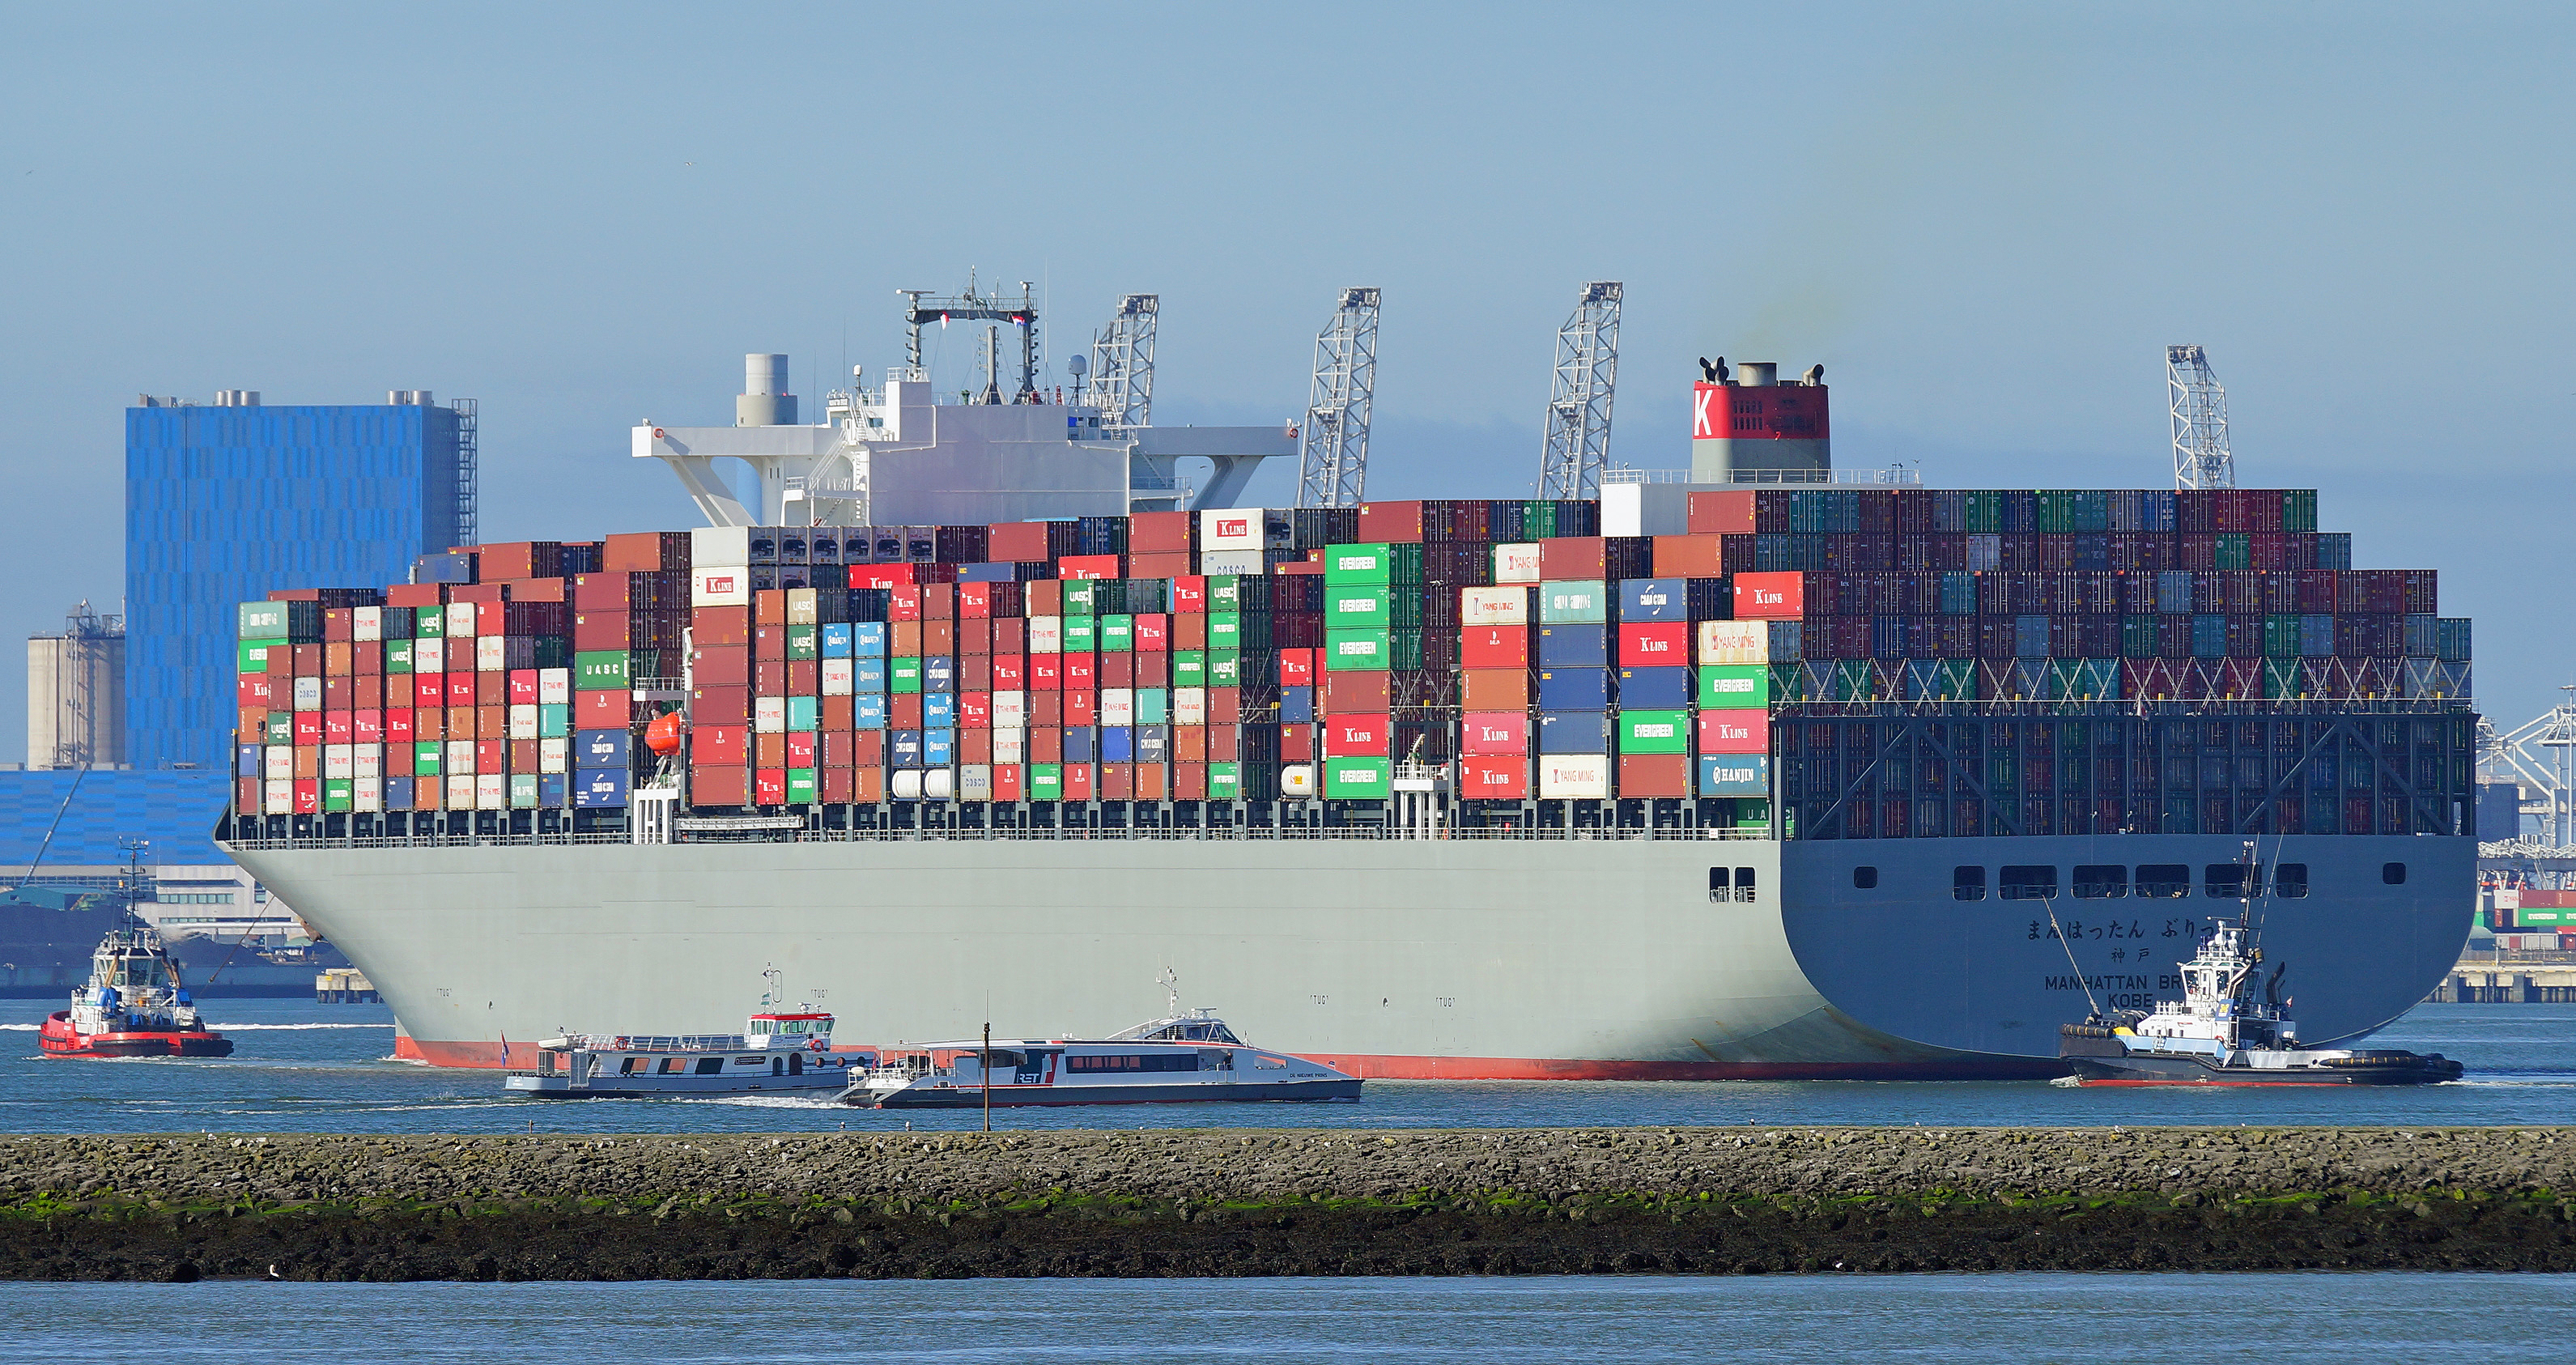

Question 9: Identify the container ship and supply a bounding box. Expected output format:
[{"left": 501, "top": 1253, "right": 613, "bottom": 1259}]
[{"left": 216, "top": 361, "right": 2476, "bottom": 1077}]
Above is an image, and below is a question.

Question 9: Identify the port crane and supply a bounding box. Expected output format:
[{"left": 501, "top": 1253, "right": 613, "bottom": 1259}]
[
  {"left": 2167, "top": 344, "right": 2235, "bottom": 490},
  {"left": 1534, "top": 282, "right": 1622, "bottom": 499},
  {"left": 1295, "top": 287, "right": 1379, "bottom": 508}
]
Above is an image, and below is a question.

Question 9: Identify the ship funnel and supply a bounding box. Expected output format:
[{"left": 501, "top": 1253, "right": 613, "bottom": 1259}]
[
  {"left": 1734, "top": 362, "right": 1776, "bottom": 387},
  {"left": 737, "top": 354, "right": 797, "bottom": 426}
]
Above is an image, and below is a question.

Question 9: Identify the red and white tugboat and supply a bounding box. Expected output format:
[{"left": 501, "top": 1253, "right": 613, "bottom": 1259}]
[{"left": 39, "top": 920, "right": 233, "bottom": 1058}]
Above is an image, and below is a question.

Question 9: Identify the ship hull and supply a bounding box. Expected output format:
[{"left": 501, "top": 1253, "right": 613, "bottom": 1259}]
[
  {"left": 861, "top": 1078, "right": 1366, "bottom": 1108},
  {"left": 223, "top": 831, "right": 2469, "bottom": 1081},
  {"left": 2064, "top": 1056, "right": 2457, "bottom": 1086},
  {"left": 37, "top": 1012, "right": 235, "bottom": 1058}
]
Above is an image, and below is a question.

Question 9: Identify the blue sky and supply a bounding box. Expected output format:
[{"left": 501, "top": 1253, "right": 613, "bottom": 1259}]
[{"left": 2, "top": 2, "right": 2569, "bottom": 762}]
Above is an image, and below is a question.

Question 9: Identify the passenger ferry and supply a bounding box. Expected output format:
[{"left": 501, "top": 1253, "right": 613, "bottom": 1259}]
[
  {"left": 840, "top": 1008, "right": 1361, "bottom": 1108},
  {"left": 505, "top": 997, "right": 865, "bottom": 1097}
]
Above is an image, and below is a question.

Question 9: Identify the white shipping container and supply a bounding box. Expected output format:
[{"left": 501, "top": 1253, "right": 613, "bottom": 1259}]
[
  {"left": 413, "top": 636, "right": 445, "bottom": 674},
  {"left": 1172, "top": 687, "right": 1206, "bottom": 726},
  {"left": 353, "top": 743, "right": 383, "bottom": 781},
  {"left": 691, "top": 525, "right": 751, "bottom": 570},
  {"left": 1027, "top": 616, "right": 1063, "bottom": 653},
  {"left": 993, "top": 691, "right": 1026, "bottom": 729},
  {"left": 1966, "top": 534, "right": 2003, "bottom": 572},
  {"left": 993, "top": 727, "right": 1026, "bottom": 764},
  {"left": 508, "top": 704, "right": 538, "bottom": 739},
  {"left": 1197, "top": 509, "right": 1264, "bottom": 552},
  {"left": 1538, "top": 755, "right": 1612, "bottom": 800},
  {"left": 353, "top": 606, "right": 382, "bottom": 641},
  {"left": 264, "top": 746, "right": 293, "bottom": 780},
  {"left": 264, "top": 779, "right": 294, "bottom": 814},
  {"left": 1280, "top": 764, "right": 1315, "bottom": 797},
  {"left": 1697, "top": 620, "right": 1770, "bottom": 665},
  {"left": 291, "top": 676, "right": 323, "bottom": 711},
  {"left": 784, "top": 587, "right": 818, "bottom": 626},
  {"left": 540, "top": 736, "right": 570, "bottom": 774},
  {"left": 354, "top": 776, "right": 384, "bottom": 813},
  {"left": 445, "top": 739, "right": 477, "bottom": 775},
  {"left": 446, "top": 775, "right": 476, "bottom": 810},
  {"left": 445, "top": 602, "right": 477, "bottom": 637},
  {"left": 820, "top": 658, "right": 855, "bottom": 696},
  {"left": 1100, "top": 687, "right": 1135, "bottom": 727},
  {"left": 753, "top": 695, "right": 787, "bottom": 733},
  {"left": 475, "top": 774, "right": 508, "bottom": 810},
  {"left": 1494, "top": 543, "right": 1542, "bottom": 583},
  {"left": 475, "top": 635, "right": 508, "bottom": 671},
  {"left": 1460, "top": 586, "right": 1530, "bottom": 626},
  {"left": 538, "top": 667, "right": 571, "bottom": 704},
  {"left": 959, "top": 763, "right": 994, "bottom": 799},
  {"left": 1196, "top": 549, "right": 1265, "bottom": 576},
  {"left": 691, "top": 566, "right": 751, "bottom": 607},
  {"left": 891, "top": 769, "right": 925, "bottom": 801}
]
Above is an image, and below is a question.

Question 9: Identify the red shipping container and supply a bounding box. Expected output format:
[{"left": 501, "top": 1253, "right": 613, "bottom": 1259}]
[
  {"left": 1099, "top": 763, "right": 1134, "bottom": 800},
  {"left": 1461, "top": 711, "right": 1529, "bottom": 755},
  {"left": 1058, "top": 555, "right": 1123, "bottom": 580},
  {"left": 851, "top": 767, "right": 885, "bottom": 803},
  {"left": 1358, "top": 500, "right": 1426, "bottom": 543},
  {"left": 1733, "top": 572, "right": 1804, "bottom": 619},
  {"left": 1324, "top": 712, "right": 1390, "bottom": 757},
  {"left": 852, "top": 730, "right": 885, "bottom": 767},
  {"left": 920, "top": 583, "right": 953, "bottom": 622},
  {"left": 1277, "top": 648, "right": 1317, "bottom": 687},
  {"left": 1460, "top": 627, "right": 1531, "bottom": 670},
  {"left": 1618, "top": 623, "right": 1689, "bottom": 666},
  {"left": 1099, "top": 654, "right": 1133, "bottom": 692},
  {"left": 992, "top": 763, "right": 1024, "bottom": 802},
  {"left": 884, "top": 587, "right": 920, "bottom": 624},
  {"left": 848, "top": 563, "right": 917, "bottom": 589},
  {"left": 957, "top": 692, "right": 992, "bottom": 729},
  {"left": 1170, "top": 576, "right": 1208, "bottom": 614},
  {"left": 1135, "top": 653, "right": 1168, "bottom": 688},
  {"left": 1538, "top": 536, "right": 1606, "bottom": 580},
  {"left": 442, "top": 674, "right": 474, "bottom": 707},
  {"left": 354, "top": 710, "right": 383, "bottom": 742},
  {"left": 692, "top": 606, "right": 751, "bottom": 646},
  {"left": 1281, "top": 725, "right": 1316, "bottom": 762},
  {"left": 1459, "top": 756, "right": 1528, "bottom": 799},
  {"left": 1135, "top": 762, "right": 1168, "bottom": 802},
  {"left": 507, "top": 670, "right": 538, "bottom": 706},
  {"left": 294, "top": 712, "right": 323, "bottom": 745},
  {"left": 1698, "top": 711, "right": 1769, "bottom": 753},
  {"left": 1171, "top": 762, "right": 1208, "bottom": 801},
  {"left": 1685, "top": 490, "right": 1758, "bottom": 536},
  {"left": 573, "top": 612, "right": 631, "bottom": 651},
  {"left": 955, "top": 619, "right": 993, "bottom": 657},
  {"left": 890, "top": 695, "right": 923, "bottom": 730},
  {"left": 572, "top": 688, "right": 626, "bottom": 728},
  {"left": 961, "top": 729, "right": 992, "bottom": 765},
  {"left": 1133, "top": 614, "right": 1170, "bottom": 652},
  {"left": 1207, "top": 723, "right": 1239, "bottom": 762},
  {"left": 988, "top": 522, "right": 1051, "bottom": 562},
  {"left": 1028, "top": 726, "right": 1063, "bottom": 763},
  {"left": 354, "top": 674, "right": 383, "bottom": 709},
  {"left": 1027, "top": 655, "right": 1062, "bottom": 691},
  {"left": 323, "top": 711, "right": 351, "bottom": 744},
  {"left": 385, "top": 708, "right": 414, "bottom": 744},
  {"left": 820, "top": 767, "right": 855, "bottom": 803},
  {"left": 1129, "top": 552, "right": 1192, "bottom": 579},
  {"left": 993, "top": 617, "right": 1027, "bottom": 653},
  {"left": 1618, "top": 754, "right": 1691, "bottom": 799},
  {"left": 691, "top": 766, "right": 750, "bottom": 806},
  {"left": 990, "top": 654, "right": 1026, "bottom": 690},
  {"left": 1064, "top": 690, "right": 1095, "bottom": 727},
  {"left": 1063, "top": 655, "right": 1096, "bottom": 690},
  {"left": 1028, "top": 692, "right": 1062, "bottom": 727},
  {"left": 1651, "top": 535, "right": 1727, "bottom": 579},
  {"left": 755, "top": 768, "right": 787, "bottom": 806},
  {"left": 476, "top": 738, "right": 505, "bottom": 774},
  {"left": 784, "top": 732, "right": 816, "bottom": 768},
  {"left": 1062, "top": 763, "right": 1095, "bottom": 801},
  {"left": 1461, "top": 669, "right": 1530, "bottom": 710},
  {"left": 322, "top": 676, "right": 351, "bottom": 710},
  {"left": 957, "top": 581, "right": 992, "bottom": 619},
  {"left": 1324, "top": 670, "right": 1391, "bottom": 714},
  {"left": 294, "top": 779, "right": 320, "bottom": 815},
  {"left": 237, "top": 675, "right": 273, "bottom": 708},
  {"left": 1208, "top": 686, "right": 1241, "bottom": 725}
]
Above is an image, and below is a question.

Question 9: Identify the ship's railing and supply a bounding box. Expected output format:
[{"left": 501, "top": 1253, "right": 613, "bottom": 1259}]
[
  {"left": 555, "top": 1033, "right": 748, "bottom": 1052},
  {"left": 222, "top": 822, "right": 1774, "bottom": 852},
  {"left": 1600, "top": 467, "right": 1923, "bottom": 486}
]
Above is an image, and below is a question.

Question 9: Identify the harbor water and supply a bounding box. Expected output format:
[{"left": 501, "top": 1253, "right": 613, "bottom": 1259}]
[
  {"left": 2, "top": 1274, "right": 2572, "bottom": 1362},
  {"left": 2, "top": 997, "right": 2570, "bottom": 1133}
]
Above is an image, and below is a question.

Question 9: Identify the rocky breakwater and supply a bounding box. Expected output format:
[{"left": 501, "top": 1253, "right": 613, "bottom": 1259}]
[{"left": 3, "top": 1126, "right": 2571, "bottom": 1281}]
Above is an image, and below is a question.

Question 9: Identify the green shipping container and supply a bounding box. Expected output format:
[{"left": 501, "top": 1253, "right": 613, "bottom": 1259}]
[
  {"left": 1732, "top": 799, "right": 1772, "bottom": 829},
  {"left": 1325, "top": 756, "right": 1392, "bottom": 799},
  {"left": 786, "top": 768, "right": 818, "bottom": 804},
  {"left": 1767, "top": 662, "right": 1808, "bottom": 703},
  {"left": 1963, "top": 491, "right": 2003, "bottom": 534},
  {"left": 1205, "top": 576, "right": 1242, "bottom": 611},
  {"left": 263, "top": 714, "right": 291, "bottom": 744},
  {"left": 1135, "top": 688, "right": 1169, "bottom": 724},
  {"left": 1698, "top": 664, "right": 1770, "bottom": 709},
  {"left": 1207, "top": 762, "right": 1241, "bottom": 801},
  {"left": 236, "top": 601, "right": 291, "bottom": 640},
  {"left": 509, "top": 774, "right": 539, "bottom": 810},
  {"left": 1325, "top": 627, "right": 1391, "bottom": 671},
  {"left": 1099, "top": 614, "right": 1134, "bottom": 652},
  {"left": 1618, "top": 709, "right": 1690, "bottom": 755},
  {"left": 1028, "top": 763, "right": 1064, "bottom": 801},
  {"left": 1207, "top": 650, "right": 1243, "bottom": 687},
  {"left": 2283, "top": 489, "right": 2319, "bottom": 534},
  {"left": 1206, "top": 612, "right": 1243, "bottom": 651},
  {"left": 889, "top": 657, "right": 924, "bottom": 694},
  {"left": 1538, "top": 580, "right": 1609, "bottom": 624},
  {"left": 538, "top": 703, "right": 571, "bottom": 738},
  {"left": 2516, "top": 907, "right": 2570, "bottom": 926},
  {"left": 322, "top": 778, "right": 353, "bottom": 813},
  {"left": 1062, "top": 579, "right": 1097, "bottom": 616},
  {"left": 1324, "top": 585, "right": 1392, "bottom": 628},
  {"left": 236, "top": 641, "right": 271, "bottom": 674},
  {"left": 2263, "top": 657, "right": 2305, "bottom": 699},
  {"left": 384, "top": 639, "right": 414, "bottom": 674},
  {"left": 1061, "top": 617, "right": 1098, "bottom": 652},
  {"left": 415, "top": 606, "right": 444, "bottom": 637},
  {"left": 786, "top": 624, "right": 817, "bottom": 661},
  {"left": 789, "top": 696, "right": 819, "bottom": 731},
  {"left": 2264, "top": 614, "right": 2301, "bottom": 660},
  {"left": 575, "top": 650, "right": 631, "bottom": 688},
  {"left": 1323, "top": 543, "right": 1395, "bottom": 585},
  {"left": 2213, "top": 533, "right": 2251, "bottom": 570},
  {"left": 1173, "top": 650, "right": 1207, "bottom": 687},
  {"left": 413, "top": 742, "right": 442, "bottom": 776}
]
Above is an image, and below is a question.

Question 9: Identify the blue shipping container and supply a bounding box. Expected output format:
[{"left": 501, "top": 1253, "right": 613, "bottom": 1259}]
[
  {"left": 1536, "top": 668, "right": 1611, "bottom": 712},
  {"left": 853, "top": 693, "right": 887, "bottom": 729},
  {"left": 852, "top": 622, "right": 886, "bottom": 657},
  {"left": 2191, "top": 614, "right": 2229, "bottom": 659},
  {"left": 1615, "top": 665, "right": 1690, "bottom": 709},
  {"left": 574, "top": 769, "right": 629, "bottom": 809},
  {"left": 1137, "top": 725, "right": 1169, "bottom": 762},
  {"left": 854, "top": 658, "right": 886, "bottom": 692},
  {"left": 924, "top": 729, "right": 954, "bottom": 767},
  {"left": 1698, "top": 755, "right": 1770, "bottom": 797},
  {"left": 1065, "top": 725, "right": 1098, "bottom": 763},
  {"left": 924, "top": 693, "right": 957, "bottom": 728},
  {"left": 385, "top": 776, "right": 414, "bottom": 810},
  {"left": 2014, "top": 615, "right": 2051, "bottom": 659},
  {"left": 891, "top": 729, "right": 925, "bottom": 767},
  {"left": 538, "top": 773, "right": 569, "bottom": 809},
  {"left": 1536, "top": 710, "right": 1612, "bottom": 755},
  {"left": 236, "top": 744, "right": 260, "bottom": 777},
  {"left": 2156, "top": 572, "right": 2195, "bottom": 615},
  {"left": 957, "top": 561, "right": 1020, "bottom": 582},
  {"left": 1281, "top": 686, "right": 1315, "bottom": 725},
  {"left": 1536, "top": 623, "right": 1609, "bottom": 669},
  {"left": 820, "top": 622, "right": 852, "bottom": 658},
  {"left": 925, "top": 656, "right": 955, "bottom": 693},
  {"left": 576, "top": 728, "right": 631, "bottom": 769},
  {"left": 1938, "top": 572, "right": 1975, "bottom": 615},
  {"left": 1102, "top": 725, "right": 1134, "bottom": 763},
  {"left": 1617, "top": 578, "right": 1685, "bottom": 623}
]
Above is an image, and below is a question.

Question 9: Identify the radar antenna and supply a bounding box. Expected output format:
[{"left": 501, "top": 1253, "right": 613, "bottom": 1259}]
[
  {"left": 901, "top": 274, "right": 1042, "bottom": 401},
  {"left": 1089, "top": 294, "right": 1158, "bottom": 432},
  {"left": 1535, "top": 281, "right": 1622, "bottom": 498},
  {"left": 1296, "top": 287, "right": 1379, "bottom": 508},
  {"left": 2167, "top": 344, "right": 2235, "bottom": 490}
]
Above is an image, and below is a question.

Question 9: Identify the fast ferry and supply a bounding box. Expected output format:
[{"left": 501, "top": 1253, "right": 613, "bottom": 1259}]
[
  {"left": 39, "top": 921, "right": 232, "bottom": 1058},
  {"left": 505, "top": 998, "right": 865, "bottom": 1097},
  {"left": 840, "top": 1007, "right": 1361, "bottom": 1108}
]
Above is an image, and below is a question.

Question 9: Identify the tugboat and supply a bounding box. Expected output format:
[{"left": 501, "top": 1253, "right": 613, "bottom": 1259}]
[
  {"left": 2058, "top": 846, "right": 2460, "bottom": 1086},
  {"left": 841, "top": 999, "right": 1362, "bottom": 1108},
  {"left": 37, "top": 845, "right": 232, "bottom": 1058},
  {"left": 504, "top": 974, "right": 866, "bottom": 1098}
]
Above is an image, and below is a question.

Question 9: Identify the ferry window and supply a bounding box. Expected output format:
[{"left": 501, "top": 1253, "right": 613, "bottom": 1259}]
[
  {"left": 2137, "top": 865, "right": 2191, "bottom": 898},
  {"left": 2383, "top": 862, "right": 2406, "bottom": 885},
  {"left": 1709, "top": 868, "right": 1729, "bottom": 902},
  {"left": 2205, "top": 864, "right": 2249, "bottom": 899},
  {"left": 2274, "top": 864, "right": 2310, "bottom": 899},
  {"left": 1953, "top": 867, "right": 1987, "bottom": 901},
  {"left": 1734, "top": 868, "right": 1757, "bottom": 902},
  {"left": 789, "top": 1053, "right": 803, "bottom": 1076},
  {"left": 1852, "top": 866, "right": 1878, "bottom": 890},
  {"left": 620, "top": 1057, "right": 647, "bottom": 1074},
  {"left": 694, "top": 1057, "right": 724, "bottom": 1074},
  {"left": 2072, "top": 865, "right": 2128, "bottom": 899},
  {"left": 1998, "top": 865, "right": 2058, "bottom": 900},
  {"left": 658, "top": 1057, "right": 686, "bottom": 1074}
]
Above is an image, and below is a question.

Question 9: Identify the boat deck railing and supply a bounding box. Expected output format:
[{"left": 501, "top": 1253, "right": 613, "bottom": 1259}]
[{"left": 223, "top": 820, "right": 1775, "bottom": 852}]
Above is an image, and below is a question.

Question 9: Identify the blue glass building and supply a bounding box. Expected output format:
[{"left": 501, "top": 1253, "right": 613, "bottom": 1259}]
[{"left": 125, "top": 399, "right": 469, "bottom": 772}]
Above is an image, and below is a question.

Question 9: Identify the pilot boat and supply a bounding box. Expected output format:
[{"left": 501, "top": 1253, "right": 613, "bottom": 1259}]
[
  {"left": 840, "top": 1007, "right": 1362, "bottom": 1108},
  {"left": 2058, "top": 853, "right": 2460, "bottom": 1086},
  {"left": 504, "top": 990, "right": 866, "bottom": 1098},
  {"left": 38, "top": 921, "right": 233, "bottom": 1058}
]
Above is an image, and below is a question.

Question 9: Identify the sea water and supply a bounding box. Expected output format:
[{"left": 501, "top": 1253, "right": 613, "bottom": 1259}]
[{"left": 1, "top": 997, "right": 2570, "bottom": 1133}]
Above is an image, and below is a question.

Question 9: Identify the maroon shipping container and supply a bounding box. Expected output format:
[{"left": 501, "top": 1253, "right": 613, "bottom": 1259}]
[
  {"left": 1358, "top": 500, "right": 1425, "bottom": 543},
  {"left": 1617, "top": 754, "right": 1691, "bottom": 799}
]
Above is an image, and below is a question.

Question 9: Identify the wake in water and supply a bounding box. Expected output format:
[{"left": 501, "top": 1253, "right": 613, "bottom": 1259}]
[
  {"left": 206, "top": 1022, "right": 393, "bottom": 1031},
  {"left": 0, "top": 1023, "right": 40, "bottom": 1031}
]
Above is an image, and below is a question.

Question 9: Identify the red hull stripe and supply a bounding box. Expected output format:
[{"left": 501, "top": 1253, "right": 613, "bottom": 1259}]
[{"left": 394, "top": 1035, "right": 2065, "bottom": 1082}]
